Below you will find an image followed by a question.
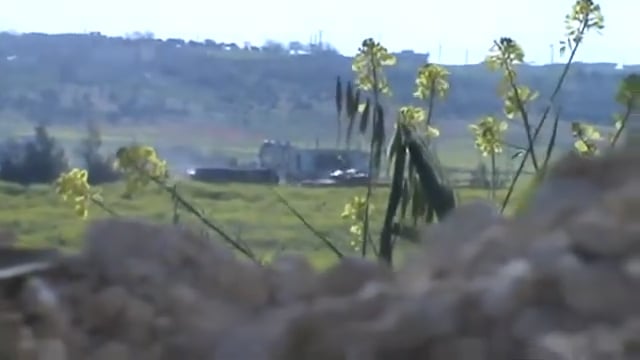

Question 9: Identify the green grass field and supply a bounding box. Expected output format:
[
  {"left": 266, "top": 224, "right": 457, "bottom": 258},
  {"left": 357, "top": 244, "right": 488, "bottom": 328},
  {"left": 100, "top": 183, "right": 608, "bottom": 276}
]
[
  {"left": 0, "top": 120, "right": 541, "bottom": 267},
  {"left": 0, "top": 179, "right": 514, "bottom": 268}
]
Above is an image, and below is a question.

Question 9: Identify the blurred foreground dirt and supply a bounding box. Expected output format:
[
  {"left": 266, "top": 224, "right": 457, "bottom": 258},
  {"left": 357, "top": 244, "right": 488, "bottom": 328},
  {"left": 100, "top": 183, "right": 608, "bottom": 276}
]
[{"left": 1, "top": 150, "right": 639, "bottom": 360}]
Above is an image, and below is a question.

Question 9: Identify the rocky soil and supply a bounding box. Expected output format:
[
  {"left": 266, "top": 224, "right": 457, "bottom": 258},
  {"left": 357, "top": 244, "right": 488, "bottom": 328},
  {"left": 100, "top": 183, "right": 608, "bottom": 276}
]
[{"left": 0, "top": 150, "right": 639, "bottom": 360}]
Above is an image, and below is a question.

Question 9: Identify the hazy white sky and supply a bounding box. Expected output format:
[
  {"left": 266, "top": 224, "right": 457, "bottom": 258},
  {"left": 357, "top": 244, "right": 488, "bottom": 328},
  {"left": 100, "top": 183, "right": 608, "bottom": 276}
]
[{"left": 0, "top": 0, "right": 636, "bottom": 64}]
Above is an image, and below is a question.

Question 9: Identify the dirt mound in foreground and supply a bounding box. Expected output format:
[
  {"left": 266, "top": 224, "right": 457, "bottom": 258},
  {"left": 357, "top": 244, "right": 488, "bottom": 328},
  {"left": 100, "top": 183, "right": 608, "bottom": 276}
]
[{"left": 1, "top": 151, "right": 639, "bottom": 360}]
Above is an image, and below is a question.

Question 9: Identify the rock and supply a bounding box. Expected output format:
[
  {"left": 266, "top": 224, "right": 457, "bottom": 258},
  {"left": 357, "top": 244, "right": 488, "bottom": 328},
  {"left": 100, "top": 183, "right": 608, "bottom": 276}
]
[
  {"left": 268, "top": 254, "right": 318, "bottom": 305},
  {"left": 566, "top": 205, "right": 637, "bottom": 258},
  {"left": 336, "top": 289, "right": 460, "bottom": 352},
  {"left": 83, "top": 286, "right": 128, "bottom": 329},
  {"left": 164, "top": 284, "right": 200, "bottom": 317},
  {"left": 476, "top": 258, "right": 534, "bottom": 318},
  {"left": 61, "top": 330, "right": 88, "bottom": 360},
  {"left": 214, "top": 261, "right": 270, "bottom": 308},
  {"left": 511, "top": 306, "right": 586, "bottom": 341},
  {"left": 623, "top": 257, "right": 640, "bottom": 279},
  {"left": 525, "top": 230, "right": 572, "bottom": 273},
  {"left": 36, "top": 339, "right": 67, "bottom": 360},
  {"left": 620, "top": 317, "right": 640, "bottom": 357},
  {"left": 0, "top": 320, "right": 38, "bottom": 360},
  {"left": 17, "top": 327, "right": 37, "bottom": 360},
  {"left": 528, "top": 331, "right": 586, "bottom": 360},
  {"left": 558, "top": 260, "right": 639, "bottom": 321},
  {"left": 317, "top": 257, "right": 393, "bottom": 298},
  {"left": 426, "top": 337, "right": 488, "bottom": 360},
  {"left": 214, "top": 312, "right": 298, "bottom": 360},
  {"left": 527, "top": 326, "right": 632, "bottom": 360},
  {"left": 87, "top": 341, "right": 130, "bottom": 360},
  {"left": 418, "top": 201, "right": 506, "bottom": 279},
  {"left": 134, "top": 344, "right": 162, "bottom": 360},
  {"left": 424, "top": 200, "right": 503, "bottom": 247},
  {"left": 121, "top": 297, "right": 155, "bottom": 346},
  {"left": 600, "top": 180, "right": 640, "bottom": 224},
  {"left": 458, "top": 224, "right": 516, "bottom": 276},
  {"left": 374, "top": 291, "right": 459, "bottom": 346},
  {"left": 522, "top": 177, "right": 600, "bottom": 222},
  {"left": 20, "top": 277, "right": 59, "bottom": 315}
]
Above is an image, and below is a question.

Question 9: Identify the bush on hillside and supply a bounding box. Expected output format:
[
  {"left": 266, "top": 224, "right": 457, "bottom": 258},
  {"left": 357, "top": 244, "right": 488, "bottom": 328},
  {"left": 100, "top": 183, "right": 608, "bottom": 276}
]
[
  {"left": 76, "top": 120, "right": 121, "bottom": 185},
  {"left": 0, "top": 124, "right": 69, "bottom": 185}
]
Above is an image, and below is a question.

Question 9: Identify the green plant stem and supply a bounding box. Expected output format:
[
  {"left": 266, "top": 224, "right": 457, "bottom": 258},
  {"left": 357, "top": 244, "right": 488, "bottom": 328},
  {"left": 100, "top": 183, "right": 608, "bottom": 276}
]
[
  {"left": 500, "top": 140, "right": 528, "bottom": 151},
  {"left": 144, "top": 174, "right": 258, "bottom": 262},
  {"left": 379, "top": 129, "right": 406, "bottom": 264},
  {"left": 271, "top": 188, "right": 344, "bottom": 259},
  {"left": 424, "top": 80, "right": 441, "bottom": 155},
  {"left": 90, "top": 197, "right": 119, "bottom": 217},
  {"left": 540, "top": 106, "right": 562, "bottom": 172},
  {"left": 500, "top": 19, "right": 588, "bottom": 213},
  {"left": 336, "top": 114, "right": 342, "bottom": 148},
  {"left": 490, "top": 152, "right": 496, "bottom": 200},
  {"left": 425, "top": 81, "right": 436, "bottom": 128},
  {"left": 610, "top": 104, "right": 632, "bottom": 147},
  {"left": 367, "top": 232, "right": 379, "bottom": 256},
  {"left": 361, "top": 132, "right": 376, "bottom": 258},
  {"left": 171, "top": 184, "right": 180, "bottom": 225},
  {"left": 361, "top": 54, "right": 380, "bottom": 258},
  {"left": 577, "top": 133, "right": 596, "bottom": 155},
  {"left": 336, "top": 77, "right": 343, "bottom": 148},
  {"left": 502, "top": 65, "right": 539, "bottom": 171}
]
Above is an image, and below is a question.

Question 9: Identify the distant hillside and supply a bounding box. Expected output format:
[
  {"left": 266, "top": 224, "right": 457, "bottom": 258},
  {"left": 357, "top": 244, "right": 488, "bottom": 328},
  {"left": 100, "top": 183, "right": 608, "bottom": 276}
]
[{"left": 0, "top": 32, "right": 636, "bottom": 140}]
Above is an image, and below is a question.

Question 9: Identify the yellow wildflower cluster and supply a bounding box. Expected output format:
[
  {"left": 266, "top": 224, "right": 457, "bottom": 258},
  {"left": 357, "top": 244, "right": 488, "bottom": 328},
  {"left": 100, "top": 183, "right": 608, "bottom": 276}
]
[{"left": 54, "top": 168, "right": 99, "bottom": 218}]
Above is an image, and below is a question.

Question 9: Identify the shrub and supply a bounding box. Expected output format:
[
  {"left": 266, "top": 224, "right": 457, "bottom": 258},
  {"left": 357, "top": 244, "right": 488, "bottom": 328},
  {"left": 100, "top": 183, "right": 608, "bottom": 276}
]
[
  {"left": 75, "top": 120, "right": 121, "bottom": 185},
  {"left": 0, "top": 124, "right": 69, "bottom": 185}
]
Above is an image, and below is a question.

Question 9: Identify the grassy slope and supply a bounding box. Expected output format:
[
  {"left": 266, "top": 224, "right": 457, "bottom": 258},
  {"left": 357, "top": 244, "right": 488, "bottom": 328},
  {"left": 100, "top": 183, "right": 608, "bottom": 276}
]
[{"left": 0, "top": 180, "right": 509, "bottom": 268}]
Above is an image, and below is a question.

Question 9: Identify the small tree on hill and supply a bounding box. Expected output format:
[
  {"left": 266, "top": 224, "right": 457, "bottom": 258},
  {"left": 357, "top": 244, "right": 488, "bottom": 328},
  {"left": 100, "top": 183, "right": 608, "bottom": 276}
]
[
  {"left": 76, "top": 120, "right": 120, "bottom": 185},
  {"left": 0, "top": 124, "right": 69, "bottom": 184}
]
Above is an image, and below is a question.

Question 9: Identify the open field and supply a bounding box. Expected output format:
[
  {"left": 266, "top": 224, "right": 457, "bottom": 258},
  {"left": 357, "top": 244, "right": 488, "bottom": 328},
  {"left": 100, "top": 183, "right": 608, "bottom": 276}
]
[
  {"left": 0, "top": 120, "right": 550, "bottom": 268},
  {"left": 0, "top": 120, "right": 563, "bottom": 172},
  {"left": 0, "top": 179, "right": 516, "bottom": 268}
]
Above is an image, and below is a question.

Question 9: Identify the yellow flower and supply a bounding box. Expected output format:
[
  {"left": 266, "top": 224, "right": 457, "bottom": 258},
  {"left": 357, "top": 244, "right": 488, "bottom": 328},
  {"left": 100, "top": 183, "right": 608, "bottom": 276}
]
[
  {"left": 469, "top": 116, "right": 508, "bottom": 156},
  {"left": 54, "top": 168, "right": 95, "bottom": 219}
]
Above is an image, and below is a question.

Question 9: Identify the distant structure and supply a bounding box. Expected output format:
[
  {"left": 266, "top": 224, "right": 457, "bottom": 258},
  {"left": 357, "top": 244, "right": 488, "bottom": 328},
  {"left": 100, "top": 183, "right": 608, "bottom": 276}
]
[{"left": 258, "top": 140, "right": 370, "bottom": 182}]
